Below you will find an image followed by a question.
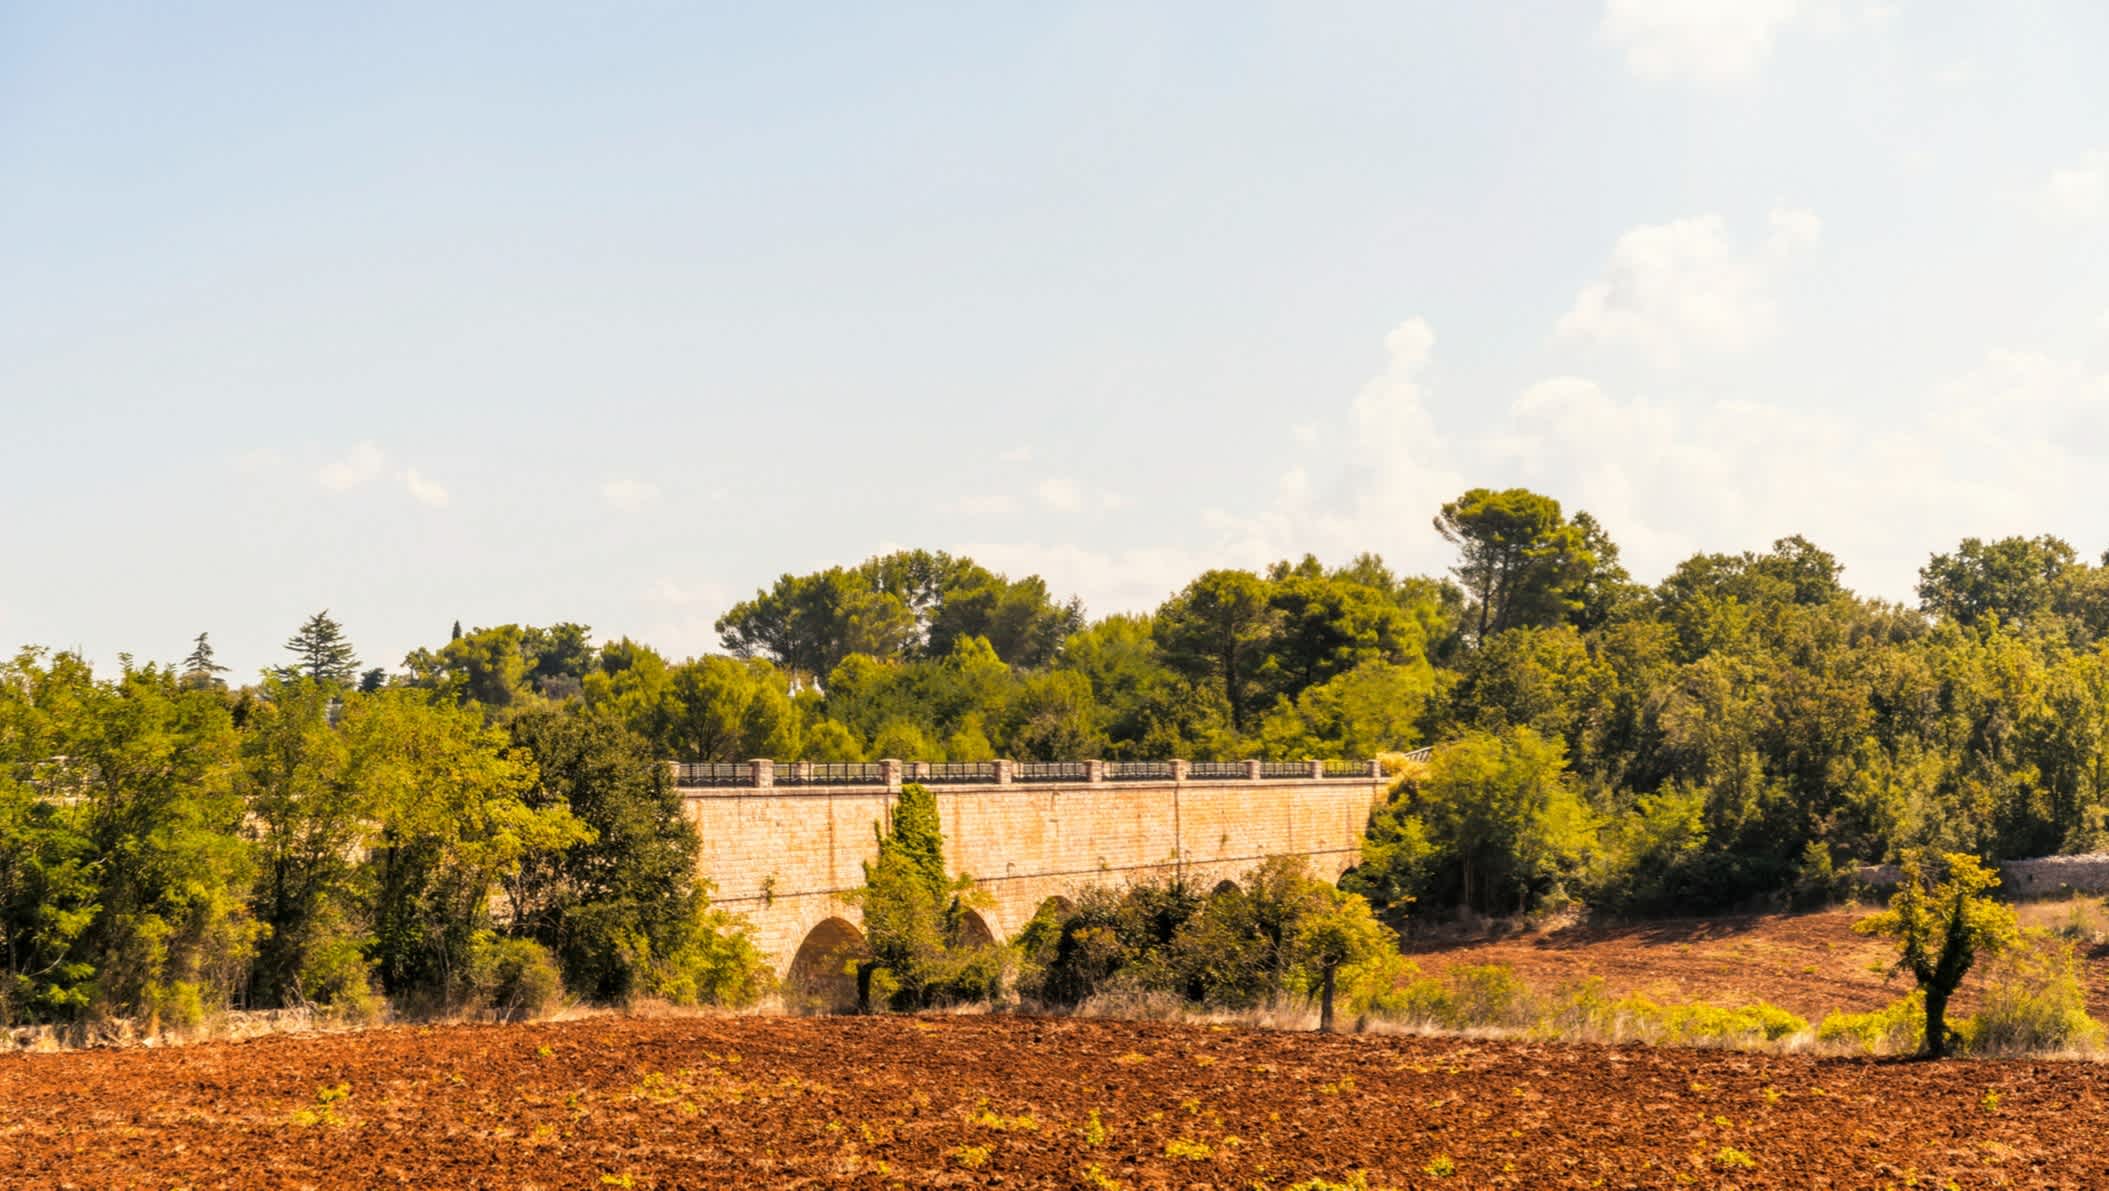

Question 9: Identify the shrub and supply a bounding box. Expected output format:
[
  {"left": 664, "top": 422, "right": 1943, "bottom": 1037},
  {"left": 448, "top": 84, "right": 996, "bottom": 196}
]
[
  {"left": 646, "top": 906, "right": 775, "bottom": 1009},
  {"left": 468, "top": 936, "right": 564, "bottom": 1021},
  {"left": 297, "top": 928, "right": 382, "bottom": 1021},
  {"left": 1610, "top": 995, "right": 1807, "bottom": 1046},
  {"left": 1369, "top": 963, "right": 1531, "bottom": 1030},
  {"left": 1964, "top": 933, "right": 2104, "bottom": 1055},
  {"left": 1817, "top": 992, "right": 1926, "bottom": 1055}
]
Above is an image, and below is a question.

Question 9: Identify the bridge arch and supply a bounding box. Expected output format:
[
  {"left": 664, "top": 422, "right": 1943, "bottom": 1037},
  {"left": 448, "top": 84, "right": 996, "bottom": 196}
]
[
  {"left": 1211, "top": 878, "right": 1241, "bottom": 896},
  {"left": 954, "top": 907, "right": 998, "bottom": 948},
  {"left": 784, "top": 916, "right": 866, "bottom": 1014}
]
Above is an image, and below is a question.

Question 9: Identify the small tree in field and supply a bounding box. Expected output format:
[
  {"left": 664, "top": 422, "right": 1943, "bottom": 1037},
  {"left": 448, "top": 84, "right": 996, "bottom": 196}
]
[
  {"left": 1292, "top": 884, "right": 1393, "bottom": 1032},
  {"left": 1855, "top": 850, "right": 2018, "bottom": 1058}
]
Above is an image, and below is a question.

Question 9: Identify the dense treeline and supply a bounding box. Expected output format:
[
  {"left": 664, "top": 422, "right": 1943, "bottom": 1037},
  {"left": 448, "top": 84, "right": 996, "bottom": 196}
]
[
  {"left": 0, "top": 650, "right": 766, "bottom": 1029},
  {"left": 15, "top": 484, "right": 2109, "bottom": 1026}
]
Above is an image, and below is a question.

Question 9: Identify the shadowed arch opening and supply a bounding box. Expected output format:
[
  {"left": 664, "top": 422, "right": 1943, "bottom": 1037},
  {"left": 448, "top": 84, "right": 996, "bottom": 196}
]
[
  {"left": 785, "top": 917, "right": 866, "bottom": 1014},
  {"left": 953, "top": 908, "right": 997, "bottom": 948},
  {"left": 1212, "top": 879, "right": 1241, "bottom": 896}
]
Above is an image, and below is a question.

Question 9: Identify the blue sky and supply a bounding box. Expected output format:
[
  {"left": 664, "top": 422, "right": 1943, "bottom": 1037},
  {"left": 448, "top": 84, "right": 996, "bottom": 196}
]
[{"left": 5, "top": 2, "right": 2108, "bottom": 677}]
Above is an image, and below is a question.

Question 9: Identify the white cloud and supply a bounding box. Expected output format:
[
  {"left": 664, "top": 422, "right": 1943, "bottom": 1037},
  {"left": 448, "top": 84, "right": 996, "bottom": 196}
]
[
  {"left": 1600, "top": 0, "right": 1845, "bottom": 85},
  {"left": 646, "top": 577, "right": 727, "bottom": 607},
  {"left": 316, "top": 441, "right": 384, "bottom": 490},
  {"left": 941, "top": 321, "right": 2109, "bottom": 619},
  {"left": 1767, "top": 207, "right": 1823, "bottom": 252},
  {"left": 998, "top": 446, "right": 1034, "bottom": 463},
  {"left": 1933, "top": 59, "right": 1978, "bottom": 87},
  {"left": 950, "top": 492, "right": 1017, "bottom": 516},
  {"left": 1291, "top": 422, "right": 1320, "bottom": 447},
  {"left": 602, "top": 477, "right": 662, "bottom": 512},
  {"left": 1038, "top": 477, "right": 1083, "bottom": 512},
  {"left": 950, "top": 542, "right": 1219, "bottom": 617},
  {"left": 231, "top": 446, "right": 285, "bottom": 476},
  {"left": 401, "top": 468, "right": 449, "bottom": 508},
  {"left": 1556, "top": 210, "right": 1818, "bottom": 366},
  {"left": 1476, "top": 349, "right": 2109, "bottom": 597},
  {"left": 1278, "top": 466, "right": 1311, "bottom": 506},
  {"left": 2037, "top": 152, "right": 2109, "bottom": 220},
  {"left": 1097, "top": 490, "right": 1127, "bottom": 512},
  {"left": 1342, "top": 317, "right": 1465, "bottom": 567}
]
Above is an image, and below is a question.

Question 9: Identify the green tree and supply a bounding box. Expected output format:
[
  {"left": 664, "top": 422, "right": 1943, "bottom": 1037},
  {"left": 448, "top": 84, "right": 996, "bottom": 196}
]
[
  {"left": 1290, "top": 880, "right": 1394, "bottom": 1032},
  {"left": 353, "top": 693, "right": 582, "bottom": 1008},
  {"left": 48, "top": 656, "right": 257, "bottom": 1025},
  {"left": 0, "top": 650, "right": 99, "bottom": 1023},
  {"left": 1855, "top": 850, "right": 2019, "bottom": 1058},
  {"left": 1433, "top": 488, "right": 1595, "bottom": 641},
  {"left": 851, "top": 782, "right": 1000, "bottom": 1009},
  {"left": 239, "top": 677, "right": 372, "bottom": 1012},
  {"left": 1919, "top": 536, "right": 2076, "bottom": 630},
  {"left": 1003, "top": 670, "right": 1105, "bottom": 761},
  {"left": 504, "top": 705, "right": 766, "bottom": 1005},
  {"left": 1254, "top": 659, "right": 1433, "bottom": 760},
  {"left": 281, "top": 611, "right": 361, "bottom": 686},
  {"left": 180, "top": 633, "right": 229, "bottom": 691},
  {"left": 1398, "top": 728, "right": 1596, "bottom": 914},
  {"left": 650, "top": 657, "right": 800, "bottom": 762},
  {"left": 1155, "top": 570, "right": 1278, "bottom": 733}
]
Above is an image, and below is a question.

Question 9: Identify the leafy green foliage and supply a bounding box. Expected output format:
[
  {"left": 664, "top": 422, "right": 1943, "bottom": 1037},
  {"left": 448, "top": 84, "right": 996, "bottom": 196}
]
[
  {"left": 1017, "top": 857, "right": 1393, "bottom": 1027},
  {"left": 1358, "top": 728, "right": 1596, "bottom": 915},
  {"left": 1434, "top": 487, "right": 1600, "bottom": 640},
  {"left": 1855, "top": 850, "right": 2020, "bottom": 1057},
  {"left": 852, "top": 783, "right": 1005, "bottom": 1010},
  {"left": 1966, "top": 932, "right": 2104, "bottom": 1054},
  {"left": 280, "top": 610, "right": 360, "bottom": 686}
]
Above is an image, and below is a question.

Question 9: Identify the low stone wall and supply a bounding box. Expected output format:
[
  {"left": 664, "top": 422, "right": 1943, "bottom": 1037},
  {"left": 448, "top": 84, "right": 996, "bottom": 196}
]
[{"left": 1854, "top": 853, "right": 2109, "bottom": 897}]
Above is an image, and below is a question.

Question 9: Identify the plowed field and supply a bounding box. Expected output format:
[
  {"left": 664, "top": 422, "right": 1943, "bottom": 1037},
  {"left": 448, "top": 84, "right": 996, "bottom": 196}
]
[
  {"left": 1404, "top": 902, "right": 2109, "bottom": 1019},
  {"left": 4, "top": 1013, "right": 2105, "bottom": 1189}
]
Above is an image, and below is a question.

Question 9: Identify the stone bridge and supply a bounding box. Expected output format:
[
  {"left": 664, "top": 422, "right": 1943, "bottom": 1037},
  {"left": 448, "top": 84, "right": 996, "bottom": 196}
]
[{"left": 676, "top": 758, "right": 1402, "bottom": 1007}]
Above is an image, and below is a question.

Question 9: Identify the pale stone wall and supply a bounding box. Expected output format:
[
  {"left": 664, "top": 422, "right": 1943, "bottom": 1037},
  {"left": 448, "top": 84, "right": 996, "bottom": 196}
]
[
  {"left": 1856, "top": 853, "right": 2109, "bottom": 897},
  {"left": 683, "top": 776, "right": 1388, "bottom": 978}
]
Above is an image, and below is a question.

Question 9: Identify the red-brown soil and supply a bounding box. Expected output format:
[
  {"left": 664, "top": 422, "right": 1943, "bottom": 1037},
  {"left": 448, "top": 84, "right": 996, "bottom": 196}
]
[
  {"left": 1402, "top": 901, "right": 2109, "bottom": 1020},
  {"left": 3, "top": 1012, "right": 2106, "bottom": 1189}
]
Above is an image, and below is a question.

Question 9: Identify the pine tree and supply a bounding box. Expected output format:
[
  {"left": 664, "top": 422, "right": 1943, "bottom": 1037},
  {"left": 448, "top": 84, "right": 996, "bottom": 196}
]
[
  {"left": 281, "top": 611, "right": 360, "bottom": 685},
  {"left": 451, "top": 619, "right": 464, "bottom": 641},
  {"left": 180, "top": 632, "right": 230, "bottom": 689}
]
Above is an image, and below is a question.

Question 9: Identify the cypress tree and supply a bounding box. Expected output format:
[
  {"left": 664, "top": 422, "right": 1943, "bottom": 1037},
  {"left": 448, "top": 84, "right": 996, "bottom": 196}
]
[
  {"left": 180, "top": 632, "right": 229, "bottom": 689},
  {"left": 281, "top": 610, "right": 360, "bottom": 686}
]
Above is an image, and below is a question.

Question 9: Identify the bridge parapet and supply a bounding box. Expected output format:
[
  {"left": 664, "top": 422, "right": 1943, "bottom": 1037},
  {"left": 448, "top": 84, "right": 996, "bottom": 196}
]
[{"left": 670, "top": 757, "right": 1382, "bottom": 791}]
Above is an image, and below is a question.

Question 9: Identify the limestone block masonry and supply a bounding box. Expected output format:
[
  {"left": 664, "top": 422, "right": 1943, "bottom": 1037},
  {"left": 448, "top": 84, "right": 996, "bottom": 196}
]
[{"left": 682, "top": 769, "right": 1391, "bottom": 979}]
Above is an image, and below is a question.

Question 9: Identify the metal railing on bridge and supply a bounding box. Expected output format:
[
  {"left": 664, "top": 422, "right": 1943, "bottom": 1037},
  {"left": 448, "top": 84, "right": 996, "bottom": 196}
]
[{"left": 670, "top": 756, "right": 1388, "bottom": 790}]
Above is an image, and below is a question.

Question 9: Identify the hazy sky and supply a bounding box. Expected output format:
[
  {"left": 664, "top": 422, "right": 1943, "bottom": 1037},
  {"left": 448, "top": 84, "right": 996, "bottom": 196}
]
[{"left": 6, "top": 2, "right": 2108, "bottom": 677}]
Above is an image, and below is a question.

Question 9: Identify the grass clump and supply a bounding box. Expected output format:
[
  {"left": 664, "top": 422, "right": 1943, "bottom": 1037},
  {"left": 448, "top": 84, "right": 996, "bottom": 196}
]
[
  {"left": 1965, "top": 933, "right": 2104, "bottom": 1054},
  {"left": 1078, "top": 1164, "right": 1124, "bottom": 1190},
  {"left": 1817, "top": 993, "right": 1926, "bottom": 1055},
  {"left": 1714, "top": 1146, "right": 1756, "bottom": 1169},
  {"left": 289, "top": 1081, "right": 351, "bottom": 1127},
  {"left": 967, "top": 1099, "right": 1040, "bottom": 1132},
  {"left": 1286, "top": 1173, "right": 1390, "bottom": 1191}
]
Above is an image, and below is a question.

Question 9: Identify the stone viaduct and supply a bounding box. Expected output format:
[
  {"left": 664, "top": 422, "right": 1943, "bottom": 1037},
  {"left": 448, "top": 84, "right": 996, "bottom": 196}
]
[{"left": 675, "top": 757, "right": 1409, "bottom": 1007}]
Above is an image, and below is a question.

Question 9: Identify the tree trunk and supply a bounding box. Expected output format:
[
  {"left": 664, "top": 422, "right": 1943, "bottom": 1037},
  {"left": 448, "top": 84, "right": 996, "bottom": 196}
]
[
  {"left": 1319, "top": 965, "right": 1338, "bottom": 1034},
  {"left": 1924, "top": 987, "right": 1951, "bottom": 1059},
  {"left": 856, "top": 961, "right": 876, "bottom": 1014}
]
